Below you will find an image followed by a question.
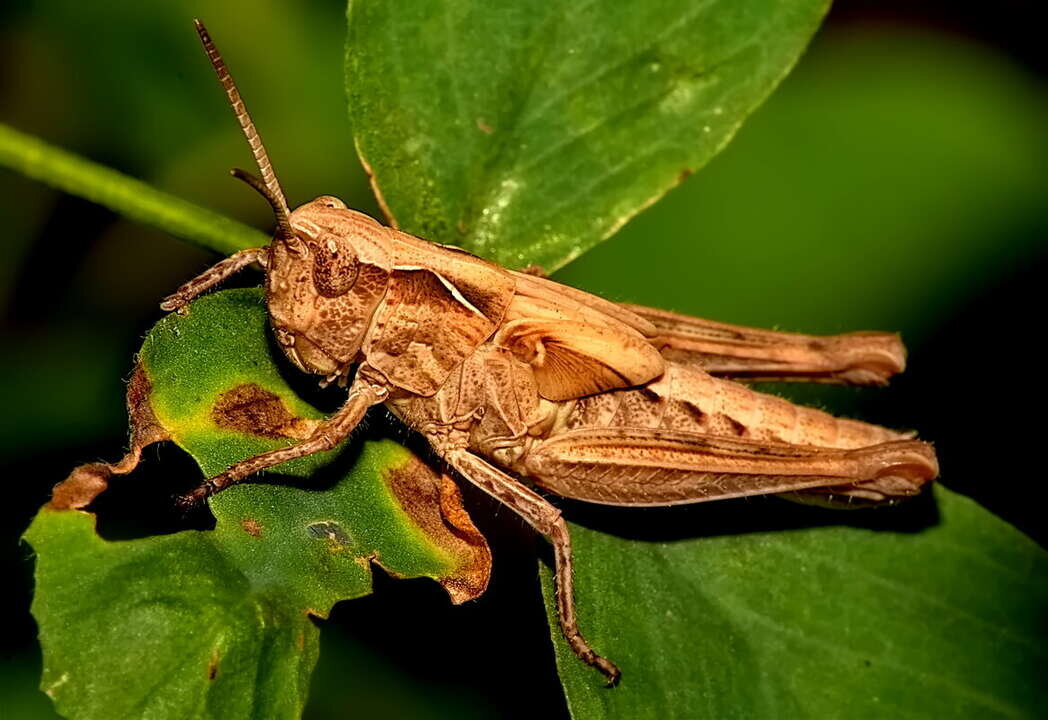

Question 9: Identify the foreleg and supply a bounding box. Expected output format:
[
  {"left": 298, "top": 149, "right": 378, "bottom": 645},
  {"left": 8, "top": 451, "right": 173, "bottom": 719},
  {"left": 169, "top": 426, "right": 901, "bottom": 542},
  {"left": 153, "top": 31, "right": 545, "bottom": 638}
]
[
  {"left": 179, "top": 375, "right": 387, "bottom": 505},
  {"left": 160, "top": 247, "right": 266, "bottom": 312}
]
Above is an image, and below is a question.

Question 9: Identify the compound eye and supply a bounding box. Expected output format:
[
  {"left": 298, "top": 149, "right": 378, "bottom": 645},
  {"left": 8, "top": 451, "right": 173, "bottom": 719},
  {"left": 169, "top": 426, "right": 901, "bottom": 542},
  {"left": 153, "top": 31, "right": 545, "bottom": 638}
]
[
  {"left": 312, "top": 236, "right": 359, "bottom": 297},
  {"left": 314, "top": 195, "right": 347, "bottom": 209}
]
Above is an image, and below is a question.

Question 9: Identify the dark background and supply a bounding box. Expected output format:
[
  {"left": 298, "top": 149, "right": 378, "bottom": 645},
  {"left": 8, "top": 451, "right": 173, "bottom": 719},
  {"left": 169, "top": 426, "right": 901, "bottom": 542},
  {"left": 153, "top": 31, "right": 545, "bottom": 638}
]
[{"left": 1, "top": 1, "right": 1045, "bottom": 718}]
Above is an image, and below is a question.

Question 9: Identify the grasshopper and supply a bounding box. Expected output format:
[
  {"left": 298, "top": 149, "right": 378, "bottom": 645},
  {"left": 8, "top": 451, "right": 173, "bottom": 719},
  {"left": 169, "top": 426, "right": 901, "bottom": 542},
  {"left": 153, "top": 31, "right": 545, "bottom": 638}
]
[{"left": 166, "top": 21, "right": 939, "bottom": 685}]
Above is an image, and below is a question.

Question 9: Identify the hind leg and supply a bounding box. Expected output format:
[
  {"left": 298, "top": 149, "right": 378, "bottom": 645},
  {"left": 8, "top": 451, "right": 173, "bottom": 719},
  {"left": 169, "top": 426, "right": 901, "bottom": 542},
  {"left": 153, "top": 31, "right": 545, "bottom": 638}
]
[{"left": 437, "top": 445, "right": 621, "bottom": 686}]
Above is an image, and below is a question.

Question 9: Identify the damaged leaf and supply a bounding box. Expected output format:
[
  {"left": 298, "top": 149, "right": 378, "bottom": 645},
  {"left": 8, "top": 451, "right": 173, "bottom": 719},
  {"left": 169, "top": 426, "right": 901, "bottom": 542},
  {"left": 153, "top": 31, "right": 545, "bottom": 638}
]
[
  {"left": 46, "top": 366, "right": 169, "bottom": 512},
  {"left": 26, "top": 289, "right": 490, "bottom": 720}
]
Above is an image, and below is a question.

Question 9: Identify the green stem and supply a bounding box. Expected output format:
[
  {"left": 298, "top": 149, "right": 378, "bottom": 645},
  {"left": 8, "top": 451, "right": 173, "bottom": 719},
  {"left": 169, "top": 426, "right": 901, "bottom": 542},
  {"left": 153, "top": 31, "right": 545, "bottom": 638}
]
[{"left": 0, "top": 122, "right": 267, "bottom": 255}]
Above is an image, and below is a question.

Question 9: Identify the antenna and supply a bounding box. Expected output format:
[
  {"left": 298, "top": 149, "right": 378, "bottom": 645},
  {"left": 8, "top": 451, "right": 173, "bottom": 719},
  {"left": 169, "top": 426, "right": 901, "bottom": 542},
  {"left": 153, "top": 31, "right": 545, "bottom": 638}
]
[{"left": 193, "top": 19, "right": 297, "bottom": 246}]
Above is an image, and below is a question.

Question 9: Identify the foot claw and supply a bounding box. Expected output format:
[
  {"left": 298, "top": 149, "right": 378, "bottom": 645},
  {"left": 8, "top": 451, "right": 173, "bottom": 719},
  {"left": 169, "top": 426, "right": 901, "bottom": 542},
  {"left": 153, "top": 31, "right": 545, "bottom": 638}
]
[
  {"left": 174, "top": 483, "right": 212, "bottom": 511},
  {"left": 174, "top": 493, "right": 199, "bottom": 512},
  {"left": 595, "top": 657, "right": 621, "bottom": 688}
]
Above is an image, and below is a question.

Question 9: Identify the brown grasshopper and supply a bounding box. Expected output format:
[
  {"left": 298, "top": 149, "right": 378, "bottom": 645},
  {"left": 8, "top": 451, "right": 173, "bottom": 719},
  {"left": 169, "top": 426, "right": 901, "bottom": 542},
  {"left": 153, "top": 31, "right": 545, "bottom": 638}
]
[{"left": 166, "top": 21, "right": 939, "bottom": 685}]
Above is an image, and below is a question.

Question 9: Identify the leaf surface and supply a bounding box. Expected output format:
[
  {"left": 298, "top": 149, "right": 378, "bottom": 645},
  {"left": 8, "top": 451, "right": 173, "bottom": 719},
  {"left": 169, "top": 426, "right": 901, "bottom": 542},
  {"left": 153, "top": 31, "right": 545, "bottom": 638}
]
[
  {"left": 26, "top": 290, "right": 490, "bottom": 720},
  {"left": 541, "top": 490, "right": 1047, "bottom": 718},
  {"left": 346, "top": 0, "right": 829, "bottom": 270},
  {"left": 349, "top": 7, "right": 1048, "bottom": 717},
  {"left": 538, "top": 30, "right": 1048, "bottom": 718}
]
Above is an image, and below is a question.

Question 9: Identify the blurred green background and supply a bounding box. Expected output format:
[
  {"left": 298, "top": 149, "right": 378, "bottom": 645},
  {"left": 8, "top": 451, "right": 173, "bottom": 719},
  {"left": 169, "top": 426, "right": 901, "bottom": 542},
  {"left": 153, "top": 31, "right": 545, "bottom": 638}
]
[{"left": 1, "top": 1, "right": 1044, "bottom": 718}]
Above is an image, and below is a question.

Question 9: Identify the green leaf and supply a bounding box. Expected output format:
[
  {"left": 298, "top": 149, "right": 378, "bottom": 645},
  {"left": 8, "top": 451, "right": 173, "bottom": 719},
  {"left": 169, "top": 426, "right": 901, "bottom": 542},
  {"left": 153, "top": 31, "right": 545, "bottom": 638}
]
[
  {"left": 0, "top": 122, "right": 266, "bottom": 255},
  {"left": 541, "top": 489, "right": 1047, "bottom": 718},
  {"left": 26, "top": 290, "right": 489, "bottom": 720},
  {"left": 553, "top": 31, "right": 1048, "bottom": 339},
  {"left": 346, "top": 0, "right": 829, "bottom": 271},
  {"left": 348, "top": 5, "right": 1048, "bottom": 716},
  {"left": 539, "top": 29, "right": 1048, "bottom": 719}
]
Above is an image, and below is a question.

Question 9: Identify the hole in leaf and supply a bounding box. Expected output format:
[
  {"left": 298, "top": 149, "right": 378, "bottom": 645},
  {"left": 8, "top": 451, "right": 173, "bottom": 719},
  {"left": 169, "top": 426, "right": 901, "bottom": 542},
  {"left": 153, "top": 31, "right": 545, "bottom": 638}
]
[{"left": 89, "top": 442, "right": 215, "bottom": 540}]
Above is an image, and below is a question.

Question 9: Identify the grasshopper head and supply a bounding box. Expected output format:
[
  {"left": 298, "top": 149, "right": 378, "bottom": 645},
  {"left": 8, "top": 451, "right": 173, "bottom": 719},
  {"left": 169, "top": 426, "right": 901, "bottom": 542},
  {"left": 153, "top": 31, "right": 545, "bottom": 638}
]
[
  {"left": 264, "top": 197, "right": 392, "bottom": 376},
  {"left": 191, "top": 22, "right": 393, "bottom": 378}
]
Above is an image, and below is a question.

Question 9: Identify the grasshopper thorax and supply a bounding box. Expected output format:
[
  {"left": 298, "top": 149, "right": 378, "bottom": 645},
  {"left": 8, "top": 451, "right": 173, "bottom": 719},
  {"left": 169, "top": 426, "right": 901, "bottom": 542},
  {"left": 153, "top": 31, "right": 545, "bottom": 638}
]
[{"left": 266, "top": 196, "right": 393, "bottom": 377}]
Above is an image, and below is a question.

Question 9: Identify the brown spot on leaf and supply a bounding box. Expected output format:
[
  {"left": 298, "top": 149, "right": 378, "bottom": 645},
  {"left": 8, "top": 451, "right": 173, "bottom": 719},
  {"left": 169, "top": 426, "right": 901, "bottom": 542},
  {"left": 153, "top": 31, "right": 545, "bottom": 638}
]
[
  {"left": 476, "top": 117, "right": 494, "bottom": 134},
  {"left": 677, "top": 168, "right": 693, "bottom": 183},
  {"left": 48, "top": 464, "right": 112, "bottom": 512},
  {"left": 384, "top": 454, "right": 491, "bottom": 604},
  {"left": 296, "top": 631, "right": 305, "bottom": 651},
  {"left": 241, "top": 518, "right": 262, "bottom": 537},
  {"left": 212, "top": 383, "right": 319, "bottom": 440},
  {"left": 125, "top": 364, "right": 170, "bottom": 449},
  {"left": 48, "top": 365, "right": 171, "bottom": 511},
  {"left": 207, "top": 652, "right": 220, "bottom": 681}
]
